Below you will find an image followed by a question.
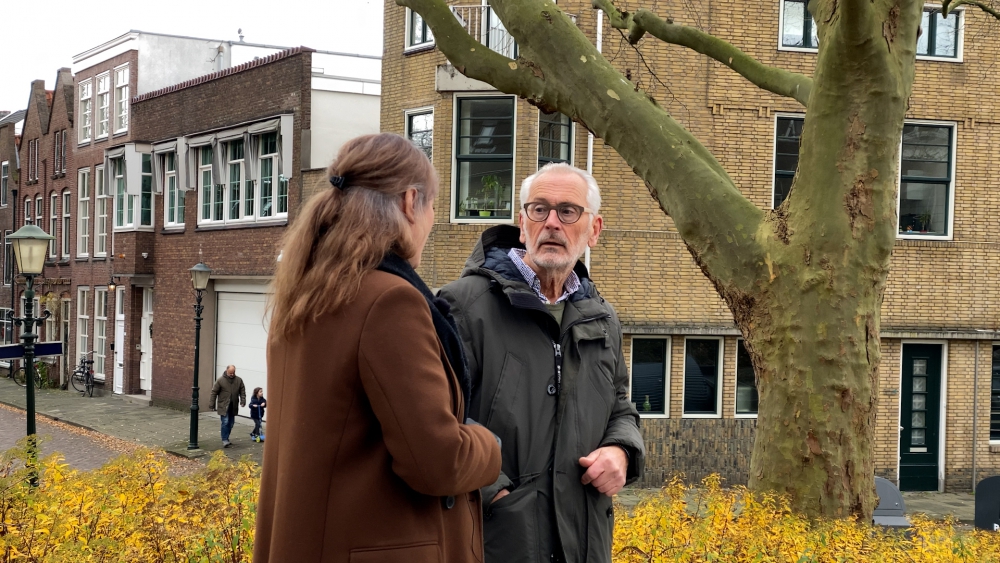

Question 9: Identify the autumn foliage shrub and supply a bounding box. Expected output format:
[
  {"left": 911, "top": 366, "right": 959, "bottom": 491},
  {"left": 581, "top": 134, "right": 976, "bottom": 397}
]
[{"left": 614, "top": 474, "right": 1000, "bottom": 562}]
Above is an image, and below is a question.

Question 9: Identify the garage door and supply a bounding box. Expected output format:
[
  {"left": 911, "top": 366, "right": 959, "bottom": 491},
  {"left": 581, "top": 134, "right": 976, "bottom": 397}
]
[{"left": 216, "top": 292, "right": 269, "bottom": 418}]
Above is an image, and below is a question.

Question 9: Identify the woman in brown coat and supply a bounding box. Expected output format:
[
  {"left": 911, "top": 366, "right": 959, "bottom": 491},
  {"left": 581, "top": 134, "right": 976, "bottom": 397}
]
[{"left": 253, "top": 134, "right": 502, "bottom": 563}]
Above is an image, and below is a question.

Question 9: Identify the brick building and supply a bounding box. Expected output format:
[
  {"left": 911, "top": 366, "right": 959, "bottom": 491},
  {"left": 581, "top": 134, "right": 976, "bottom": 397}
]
[
  {"left": 0, "top": 109, "right": 25, "bottom": 348},
  {"left": 380, "top": 0, "right": 1000, "bottom": 492}
]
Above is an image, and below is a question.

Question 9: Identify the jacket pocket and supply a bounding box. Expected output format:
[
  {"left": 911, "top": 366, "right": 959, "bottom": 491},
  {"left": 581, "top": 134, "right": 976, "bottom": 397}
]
[
  {"left": 485, "top": 483, "right": 536, "bottom": 563},
  {"left": 349, "top": 541, "right": 441, "bottom": 563},
  {"left": 484, "top": 352, "right": 524, "bottom": 428}
]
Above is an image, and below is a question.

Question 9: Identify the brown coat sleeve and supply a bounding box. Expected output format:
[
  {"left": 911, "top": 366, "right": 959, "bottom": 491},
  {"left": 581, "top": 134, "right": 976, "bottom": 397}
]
[{"left": 358, "top": 284, "right": 502, "bottom": 497}]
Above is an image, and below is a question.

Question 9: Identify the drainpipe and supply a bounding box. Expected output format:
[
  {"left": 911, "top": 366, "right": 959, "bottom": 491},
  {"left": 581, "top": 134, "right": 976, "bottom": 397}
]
[
  {"left": 973, "top": 339, "right": 978, "bottom": 492},
  {"left": 584, "top": 7, "right": 604, "bottom": 274}
]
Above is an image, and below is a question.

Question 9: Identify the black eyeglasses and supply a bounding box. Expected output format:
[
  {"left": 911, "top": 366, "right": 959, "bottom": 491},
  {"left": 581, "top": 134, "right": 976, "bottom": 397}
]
[{"left": 522, "top": 202, "right": 594, "bottom": 225}]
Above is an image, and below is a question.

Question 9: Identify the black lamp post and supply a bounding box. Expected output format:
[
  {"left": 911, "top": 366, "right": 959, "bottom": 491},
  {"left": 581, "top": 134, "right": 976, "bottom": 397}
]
[
  {"left": 187, "top": 262, "right": 212, "bottom": 450},
  {"left": 9, "top": 224, "right": 55, "bottom": 485}
]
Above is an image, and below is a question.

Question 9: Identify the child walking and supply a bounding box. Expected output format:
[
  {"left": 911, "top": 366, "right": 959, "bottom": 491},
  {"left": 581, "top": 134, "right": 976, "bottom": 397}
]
[{"left": 249, "top": 387, "right": 266, "bottom": 442}]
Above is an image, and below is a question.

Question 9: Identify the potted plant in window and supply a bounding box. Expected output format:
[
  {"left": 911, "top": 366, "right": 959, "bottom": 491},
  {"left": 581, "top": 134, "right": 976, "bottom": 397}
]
[
  {"left": 480, "top": 174, "right": 503, "bottom": 217},
  {"left": 918, "top": 212, "right": 932, "bottom": 233}
]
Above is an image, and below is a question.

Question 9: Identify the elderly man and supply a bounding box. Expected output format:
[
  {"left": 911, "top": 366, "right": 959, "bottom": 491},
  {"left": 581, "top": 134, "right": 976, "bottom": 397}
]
[
  {"left": 439, "top": 163, "right": 644, "bottom": 563},
  {"left": 210, "top": 364, "right": 246, "bottom": 448}
]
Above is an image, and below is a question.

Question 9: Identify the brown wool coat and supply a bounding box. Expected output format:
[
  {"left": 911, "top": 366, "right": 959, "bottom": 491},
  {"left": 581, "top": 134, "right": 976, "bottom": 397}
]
[{"left": 253, "top": 270, "right": 502, "bottom": 563}]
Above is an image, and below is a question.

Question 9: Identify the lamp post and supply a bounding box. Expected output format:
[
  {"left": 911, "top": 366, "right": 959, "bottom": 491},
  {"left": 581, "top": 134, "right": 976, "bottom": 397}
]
[
  {"left": 188, "top": 262, "right": 212, "bottom": 450},
  {"left": 9, "top": 224, "right": 55, "bottom": 485}
]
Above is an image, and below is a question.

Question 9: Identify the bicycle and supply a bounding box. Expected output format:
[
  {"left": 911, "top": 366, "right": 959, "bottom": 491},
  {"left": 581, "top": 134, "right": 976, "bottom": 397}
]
[
  {"left": 70, "top": 352, "right": 96, "bottom": 397},
  {"left": 11, "top": 361, "right": 45, "bottom": 389}
]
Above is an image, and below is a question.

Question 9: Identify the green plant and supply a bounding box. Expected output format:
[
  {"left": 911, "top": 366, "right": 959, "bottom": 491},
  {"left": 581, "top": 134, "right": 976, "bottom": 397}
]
[
  {"left": 918, "top": 212, "right": 933, "bottom": 231},
  {"left": 480, "top": 174, "right": 503, "bottom": 210}
]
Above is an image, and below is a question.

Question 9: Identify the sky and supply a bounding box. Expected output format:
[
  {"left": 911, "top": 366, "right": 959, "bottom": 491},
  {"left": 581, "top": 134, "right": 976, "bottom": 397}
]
[{"left": 0, "top": 0, "right": 385, "bottom": 113}]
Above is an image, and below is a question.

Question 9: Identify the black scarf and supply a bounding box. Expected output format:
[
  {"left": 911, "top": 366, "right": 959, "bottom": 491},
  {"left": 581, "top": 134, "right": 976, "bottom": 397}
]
[{"left": 376, "top": 253, "right": 471, "bottom": 412}]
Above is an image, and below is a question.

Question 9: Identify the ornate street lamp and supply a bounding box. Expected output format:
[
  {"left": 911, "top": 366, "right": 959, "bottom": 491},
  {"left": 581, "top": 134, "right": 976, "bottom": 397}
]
[
  {"left": 188, "top": 262, "right": 212, "bottom": 450},
  {"left": 9, "top": 224, "right": 55, "bottom": 485}
]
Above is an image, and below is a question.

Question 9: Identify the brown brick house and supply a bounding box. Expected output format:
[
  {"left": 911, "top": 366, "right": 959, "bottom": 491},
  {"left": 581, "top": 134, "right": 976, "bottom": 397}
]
[
  {"left": 380, "top": 0, "right": 1000, "bottom": 492},
  {"left": 0, "top": 109, "right": 24, "bottom": 351}
]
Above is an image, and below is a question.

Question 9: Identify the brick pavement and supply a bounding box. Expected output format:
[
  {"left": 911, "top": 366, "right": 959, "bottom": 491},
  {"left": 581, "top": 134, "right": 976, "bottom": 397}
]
[{"left": 0, "top": 406, "right": 120, "bottom": 471}]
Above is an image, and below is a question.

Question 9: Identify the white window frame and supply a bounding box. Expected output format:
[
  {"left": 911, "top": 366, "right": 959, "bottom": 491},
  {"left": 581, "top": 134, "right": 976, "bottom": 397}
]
[
  {"left": 405, "top": 107, "right": 434, "bottom": 159},
  {"left": 112, "top": 157, "right": 134, "bottom": 229},
  {"left": 0, "top": 307, "right": 10, "bottom": 349},
  {"left": 895, "top": 119, "right": 957, "bottom": 242},
  {"left": 451, "top": 93, "right": 518, "bottom": 225},
  {"left": 628, "top": 335, "right": 671, "bottom": 419},
  {"left": 199, "top": 146, "right": 219, "bottom": 222},
  {"left": 734, "top": 339, "right": 759, "bottom": 419},
  {"left": 164, "top": 153, "right": 184, "bottom": 228},
  {"left": 77, "top": 287, "right": 90, "bottom": 366},
  {"left": 777, "top": 0, "right": 819, "bottom": 53},
  {"left": 113, "top": 64, "right": 129, "bottom": 134},
  {"left": 197, "top": 133, "right": 288, "bottom": 227},
  {"left": 917, "top": 5, "right": 965, "bottom": 63},
  {"left": 94, "top": 288, "right": 107, "bottom": 381},
  {"left": 259, "top": 132, "right": 286, "bottom": 220},
  {"left": 404, "top": 7, "right": 435, "bottom": 51},
  {"left": 1, "top": 161, "right": 8, "bottom": 207},
  {"left": 49, "top": 192, "right": 58, "bottom": 258},
  {"left": 79, "top": 80, "right": 93, "bottom": 144},
  {"left": 95, "top": 165, "right": 107, "bottom": 256},
  {"left": 681, "top": 336, "right": 725, "bottom": 419},
  {"left": 96, "top": 72, "right": 111, "bottom": 139},
  {"left": 35, "top": 196, "right": 42, "bottom": 238},
  {"left": 225, "top": 140, "right": 247, "bottom": 222},
  {"left": 2, "top": 231, "right": 11, "bottom": 287},
  {"left": 61, "top": 191, "right": 71, "bottom": 259},
  {"left": 771, "top": 113, "right": 805, "bottom": 209},
  {"left": 53, "top": 131, "right": 62, "bottom": 177},
  {"left": 537, "top": 111, "right": 575, "bottom": 169},
  {"left": 139, "top": 154, "right": 153, "bottom": 228},
  {"left": 24, "top": 198, "right": 31, "bottom": 226},
  {"left": 78, "top": 168, "right": 90, "bottom": 257}
]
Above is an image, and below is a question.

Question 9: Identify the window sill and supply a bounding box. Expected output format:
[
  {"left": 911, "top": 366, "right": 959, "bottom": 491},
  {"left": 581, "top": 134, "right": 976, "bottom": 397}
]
[
  {"left": 734, "top": 413, "right": 759, "bottom": 419},
  {"left": 160, "top": 227, "right": 186, "bottom": 235},
  {"left": 777, "top": 45, "right": 818, "bottom": 54},
  {"left": 637, "top": 413, "right": 670, "bottom": 419},
  {"left": 404, "top": 43, "right": 436, "bottom": 55},
  {"left": 91, "top": 256, "right": 107, "bottom": 261},
  {"left": 681, "top": 413, "right": 723, "bottom": 419},
  {"left": 991, "top": 443, "right": 1000, "bottom": 453},
  {"left": 195, "top": 219, "right": 287, "bottom": 232},
  {"left": 113, "top": 130, "right": 128, "bottom": 138},
  {"left": 897, "top": 233, "right": 953, "bottom": 242},
  {"left": 57, "top": 259, "right": 70, "bottom": 265},
  {"left": 917, "top": 55, "right": 963, "bottom": 64},
  {"left": 75, "top": 257, "right": 91, "bottom": 262},
  {"left": 451, "top": 217, "right": 517, "bottom": 225}
]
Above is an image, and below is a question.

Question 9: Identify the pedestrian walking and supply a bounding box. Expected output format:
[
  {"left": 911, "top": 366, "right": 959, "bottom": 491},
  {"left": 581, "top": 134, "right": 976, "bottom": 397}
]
[
  {"left": 209, "top": 365, "right": 245, "bottom": 448},
  {"left": 253, "top": 133, "right": 502, "bottom": 563},
  {"left": 249, "top": 387, "right": 266, "bottom": 442}
]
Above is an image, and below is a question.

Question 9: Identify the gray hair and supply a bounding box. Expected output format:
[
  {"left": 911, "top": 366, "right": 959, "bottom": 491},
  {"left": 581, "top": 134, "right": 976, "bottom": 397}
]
[{"left": 519, "top": 162, "right": 602, "bottom": 214}]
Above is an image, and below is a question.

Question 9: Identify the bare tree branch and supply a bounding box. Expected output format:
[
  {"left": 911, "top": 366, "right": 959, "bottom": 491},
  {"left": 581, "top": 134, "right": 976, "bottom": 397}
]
[
  {"left": 944, "top": 0, "right": 1000, "bottom": 19},
  {"left": 593, "top": 0, "right": 813, "bottom": 106}
]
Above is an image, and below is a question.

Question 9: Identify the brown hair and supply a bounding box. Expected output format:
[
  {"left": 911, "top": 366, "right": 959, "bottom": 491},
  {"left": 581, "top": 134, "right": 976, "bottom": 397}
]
[
  {"left": 269, "top": 133, "right": 437, "bottom": 339},
  {"left": 252, "top": 387, "right": 263, "bottom": 398}
]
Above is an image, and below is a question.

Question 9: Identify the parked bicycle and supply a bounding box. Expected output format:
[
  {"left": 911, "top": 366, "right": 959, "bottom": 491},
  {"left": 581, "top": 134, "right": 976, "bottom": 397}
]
[
  {"left": 11, "top": 360, "right": 47, "bottom": 389},
  {"left": 70, "top": 352, "right": 96, "bottom": 397}
]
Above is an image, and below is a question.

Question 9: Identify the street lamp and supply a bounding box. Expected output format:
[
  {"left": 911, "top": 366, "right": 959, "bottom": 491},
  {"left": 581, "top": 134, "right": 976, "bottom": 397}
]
[
  {"left": 9, "top": 224, "right": 55, "bottom": 485},
  {"left": 188, "top": 262, "right": 212, "bottom": 450}
]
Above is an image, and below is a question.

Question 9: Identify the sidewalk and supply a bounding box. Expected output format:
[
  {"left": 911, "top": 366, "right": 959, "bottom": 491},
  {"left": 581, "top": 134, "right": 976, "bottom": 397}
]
[{"left": 0, "top": 376, "right": 264, "bottom": 466}]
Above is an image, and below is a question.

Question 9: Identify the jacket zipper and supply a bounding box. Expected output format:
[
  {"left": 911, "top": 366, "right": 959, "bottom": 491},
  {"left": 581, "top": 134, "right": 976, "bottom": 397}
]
[{"left": 553, "top": 341, "right": 563, "bottom": 393}]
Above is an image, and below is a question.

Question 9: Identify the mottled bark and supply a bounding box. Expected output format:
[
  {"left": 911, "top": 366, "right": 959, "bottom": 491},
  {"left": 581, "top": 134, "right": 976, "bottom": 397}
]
[{"left": 401, "top": 0, "right": 926, "bottom": 520}]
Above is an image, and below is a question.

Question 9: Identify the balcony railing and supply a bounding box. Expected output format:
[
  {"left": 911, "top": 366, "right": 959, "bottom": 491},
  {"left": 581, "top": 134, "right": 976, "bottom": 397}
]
[{"left": 452, "top": 5, "right": 518, "bottom": 59}]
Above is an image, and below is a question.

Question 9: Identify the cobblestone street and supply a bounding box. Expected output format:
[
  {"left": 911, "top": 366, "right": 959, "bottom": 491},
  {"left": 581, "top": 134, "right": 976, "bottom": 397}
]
[{"left": 0, "top": 404, "right": 121, "bottom": 471}]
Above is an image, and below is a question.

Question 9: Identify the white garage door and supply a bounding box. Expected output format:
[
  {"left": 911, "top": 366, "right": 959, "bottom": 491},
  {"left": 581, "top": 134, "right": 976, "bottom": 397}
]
[{"left": 216, "top": 292, "right": 269, "bottom": 418}]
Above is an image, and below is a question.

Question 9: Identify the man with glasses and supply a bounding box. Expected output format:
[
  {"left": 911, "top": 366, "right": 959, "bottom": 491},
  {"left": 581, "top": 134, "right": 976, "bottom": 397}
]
[{"left": 439, "top": 163, "right": 644, "bottom": 563}]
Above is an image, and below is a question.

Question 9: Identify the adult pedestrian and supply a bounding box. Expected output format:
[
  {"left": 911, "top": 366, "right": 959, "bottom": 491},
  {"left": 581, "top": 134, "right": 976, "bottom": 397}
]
[
  {"left": 254, "top": 133, "right": 502, "bottom": 563},
  {"left": 209, "top": 364, "right": 245, "bottom": 448},
  {"left": 439, "top": 162, "right": 645, "bottom": 563}
]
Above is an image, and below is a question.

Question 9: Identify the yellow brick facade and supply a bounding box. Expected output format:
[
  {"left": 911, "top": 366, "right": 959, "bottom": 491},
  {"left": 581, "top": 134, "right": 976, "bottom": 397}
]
[{"left": 381, "top": 0, "right": 1000, "bottom": 491}]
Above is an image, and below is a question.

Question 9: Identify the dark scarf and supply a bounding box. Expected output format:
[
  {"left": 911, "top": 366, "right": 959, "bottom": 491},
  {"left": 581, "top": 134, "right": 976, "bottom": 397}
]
[{"left": 376, "top": 252, "right": 471, "bottom": 412}]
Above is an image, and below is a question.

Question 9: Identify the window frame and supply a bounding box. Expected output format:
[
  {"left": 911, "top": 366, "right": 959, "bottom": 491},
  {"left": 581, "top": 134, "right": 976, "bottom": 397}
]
[
  {"left": 2, "top": 231, "right": 11, "bottom": 287},
  {"left": 140, "top": 154, "right": 153, "bottom": 228},
  {"left": 405, "top": 107, "right": 434, "bottom": 159},
  {"left": 404, "top": 7, "right": 435, "bottom": 51},
  {"left": 61, "top": 191, "right": 71, "bottom": 259},
  {"left": 113, "top": 64, "right": 129, "bottom": 135},
  {"left": 777, "top": 0, "right": 819, "bottom": 53},
  {"left": 78, "top": 168, "right": 90, "bottom": 257},
  {"left": 895, "top": 119, "right": 957, "bottom": 241},
  {"left": 94, "top": 166, "right": 108, "bottom": 257},
  {"left": 24, "top": 198, "right": 31, "bottom": 226},
  {"left": 77, "top": 287, "right": 90, "bottom": 367},
  {"left": 991, "top": 342, "right": 1000, "bottom": 443},
  {"left": 79, "top": 79, "right": 93, "bottom": 144},
  {"left": 96, "top": 72, "right": 111, "bottom": 140},
  {"left": 1, "top": 161, "right": 8, "bottom": 207},
  {"left": 53, "top": 131, "right": 62, "bottom": 177},
  {"left": 226, "top": 140, "right": 247, "bottom": 222},
  {"left": 537, "top": 111, "right": 574, "bottom": 169},
  {"left": 681, "top": 336, "right": 725, "bottom": 419},
  {"left": 917, "top": 5, "right": 965, "bottom": 62},
  {"left": 94, "top": 288, "right": 107, "bottom": 381},
  {"left": 163, "top": 153, "right": 185, "bottom": 228},
  {"left": 0, "top": 307, "right": 10, "bottom": 348},
  {"left": 451, "top": 93, "right": 518, "bottom": 225},
  {"left": 35, "top": 196, "right": 42, "bottom": 238},
  {"left": 734, "top": 339, "right": 759, "bottom": 418},
  {"left": 49, "top": 192, "right": 58, "bottom": 258},
  {"left": 112, "top": 157, "right": 134, "bottom": 229},
  {"left": 772, "top": 113, "right": 805, "bottom": 209},
  {"left": 628, "top": 335, "right": 671, "bottom": 419}
]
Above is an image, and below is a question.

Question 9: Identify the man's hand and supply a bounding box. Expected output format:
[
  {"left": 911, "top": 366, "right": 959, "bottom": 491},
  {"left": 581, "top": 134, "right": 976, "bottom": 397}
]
[
  {"left": 579, "top": 446, "right": 628, "bottom": 497},
  {"left": 491, "top": 488, "right": 510, "bottom": 504}
]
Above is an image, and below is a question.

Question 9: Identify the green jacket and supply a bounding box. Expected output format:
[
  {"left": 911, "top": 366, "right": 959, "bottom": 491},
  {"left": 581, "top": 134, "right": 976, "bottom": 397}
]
[
  {"left": 210, "top": 373, "right": 246, "bottom": 417},
  {"left": 439, "top": 226, "right": 645, "bottom": 563}
]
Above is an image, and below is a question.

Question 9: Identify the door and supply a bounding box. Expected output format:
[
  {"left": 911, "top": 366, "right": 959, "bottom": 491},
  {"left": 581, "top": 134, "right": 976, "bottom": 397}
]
[
  {"left": 139, "top": 288, "right": 153, "bottom": 392},
  {"left": 899, "top": 343, "right": 943, "bottom": 491},
  {"left": 215, "top": 291, "right": 269, "bottom": 418},
  {"left": 113, "top": 287, "right": 125, "bottom": 394}
]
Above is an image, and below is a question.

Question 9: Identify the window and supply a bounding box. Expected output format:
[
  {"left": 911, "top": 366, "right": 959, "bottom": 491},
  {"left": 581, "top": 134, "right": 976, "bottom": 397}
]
[
  {"left": 992, "top": 345, "right": 1000, "bottom": 441},
  {"left": 406, "top": 109, "right": 434, "bottom": 158},
  {"left": 781, "top": 0, "right": 818, "bottom": 49},
  {"left": 683, "top": 337, "right": 723, "bottom": 417},
  {"left": 94, "top": 289, "right": 107, "bottom": 381},
  {"left": 455, "top": 96, "right": 515, "bottom": 221},
  {"left": 735, "top": 340, "right": 759, "bottom": 416},
  {"left": 538, "top": 111, "right": 572, "bottom": 168},
  {"left": 1, "top": 161, "right": 8, "bottom": 206},
  {"left": 406, "top": 8, "right": 434, "bottom": 49},
  {"left": 61, "top": 130, "right": 67, "bottom": 173},
  {"left": 199, "top": 147, "right": 217, "bottom": 221},
  {"left": 199, "top": 133, "right": 288, "bottom": 225},
  {"left": 79, "top": 80, "right": 93, "bottom": 143},
  {"left": 164, "top": 153, "right": 184, "bottom": 227},
  {"left": 45, "top": 303, "right": 57, "bottom": 344},
  {"left": 114, "top": 65, "right": 129, "bottom": 133},
  {"left": 141, "top": 154, "right": 153, "bottom": 226},
  {"left": 917, "top": 8, "right": 961, "bottom": 59},
  {"left": 27, "top": 139, "right": 37, "bottom": 182},
  {"left": 62, "top": 191, "right": 71, "bottom": 258},
  {"left": 112, "top": 157, "right": 133, "bottom": 228},
  {"left": 24, "top": 198, "right": 31, "bottom": 226},
  {"left": 96, "top": 73, "right": 110, "bottom": 139},
  {"left": 485, "top": 6, "right": 517, "bottom": 58},
  {"left": 227, "top": 140, "right": 245, "bottom": 221},
  {"left": 773, "top": 116, "right": 804, "bottom": 208},
  {"left": 898, "top": 123, "right": 954, "bottom": 238},
  {"left": 77, "top": 288, "right": 90, "bottom": 365},
  {"left": 630, "top": 337, "right": 669, "bottom": 416},
  {"left": 35, "top": 196, "right": 42, "bottom": 235},
  {"left": 53, "top": 131, "right": 62, "bottom": 177},
  {"left": 2, "top": 231, "right": 11, "bottom": 286},
  {"left": 78, "top": 169, "right": 90, "bottom": 257},
  {"left": 49, "top": 193, "right": 58, "bottom": 258},
  {"left": 94, "top": 166, "right": 107, "bottom": 256},
  {"left": 0, "top": 308, "right": 10, "bottom": 345},
  {"left": 260, "top": 134, "right": 277, "bottom": 218}
]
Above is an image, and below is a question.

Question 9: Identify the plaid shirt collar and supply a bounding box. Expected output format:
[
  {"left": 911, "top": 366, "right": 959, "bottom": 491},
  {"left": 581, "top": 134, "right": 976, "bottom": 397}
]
[{"left": 507, "top": 248, "right": 581, "bottom": 305}]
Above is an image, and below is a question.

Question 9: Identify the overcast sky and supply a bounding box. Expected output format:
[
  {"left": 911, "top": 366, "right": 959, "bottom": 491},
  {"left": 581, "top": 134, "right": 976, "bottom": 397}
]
[{"left": 0, "top": 0, "right": 385, "bottom": 112}]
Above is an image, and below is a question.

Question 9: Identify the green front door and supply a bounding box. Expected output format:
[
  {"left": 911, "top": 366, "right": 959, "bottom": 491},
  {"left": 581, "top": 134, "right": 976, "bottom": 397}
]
[{"left": 899, "top": 343, "right": 943, "bottom": 491}]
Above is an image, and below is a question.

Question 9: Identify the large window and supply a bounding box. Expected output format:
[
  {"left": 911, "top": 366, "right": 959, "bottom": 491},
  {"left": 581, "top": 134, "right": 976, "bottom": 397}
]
[
  {"left": 198, "top": 133, "right": 286, "bottom": 225},
  {"left": 780, "top": 0, "right": 818, "bottom": 49},
  {"left": 53, "top": 131, "right": 62, "bottom": 177},
  {"left": 406, "top": 8, "right": 434, "bottom": 49},
  {"left": 918, "top": 8, "right": 961, "bottom": 58},
  {"left": 683, "top": 337, "right": 723, "bottom": 417},
  {"left": 94, "top": 289, "right": 107, "bottom": 381},
  {"left": 406, "top": 109, "right": 434, "bottom": 158},
  {"left": 164, "top": 153, "right": 184, "bottom": 227},
  {"left": 774, "top": 116, "right": 804, "bottom": 208},
  {"left": 735, "top": 340, "right": 759, "bottom": 416},
  {"left": 96, "top": 73, "right": 110, "bottom": 139},
  {"left": 630, "top": 337, "right": 669, "bottom": 416},
  {"left": 227, "top": 140, "right": 245, "bottom": 221},
  {"left": 79, "top": 80, "right": 93, "bottom": 143},
  {"left": 78, "top": 169, "right": 90, "bottom": 257},
  {"left": 538, "top": 112, "right": 572, "bottom": 169},
  {"left": 27, "top": 139, "right": 37, "bottom": 182},
  {"left": 49, "top": 193, "right": 58, "bottom": 258},
  {"left": 199, "top": 147, "right": 217, "bottom": 221},
  {"left": 992, "top": 345, "right": 1000, "bottom": 441},
  {"left": 455, "top": 97, "right": 515, "bottom": 221},
  {"left": 114, "top": 65, "right": 129, "bottom": 134},
  {"left": 112, "top": 157, "right": 132, "bottom": 228},
  {"left": 141, "top": 154, "right": 153, "bottom": 226},
  {"left": 259, "top": 132, "right": 287, "bottom": 218},
  {"left": 1, "top": 161, "right": 8, "bottom": 207},
  {"left": 898, "top": 123, "right": 953, "bottom": 238},
  {"left": 24, "top": 198, "right": 31, "bottom": 226},
  {"left": 77, "top": 288, "right": 90, "bottom": 365},
  {"left": 95, "top": 166, "right": 107, "bottom": 256},
  {"left": 62, "top": 191, "right": 71, "bottom": 259},
  {"left": 0, "top": 308, "right": 10, "bottom": 345},
  {"left": 3, "top": 231, "right": 11, "bottom": 286}
]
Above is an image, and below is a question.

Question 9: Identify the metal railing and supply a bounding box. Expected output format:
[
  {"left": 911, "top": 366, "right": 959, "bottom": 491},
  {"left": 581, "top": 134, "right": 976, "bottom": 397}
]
[{"left": 452, "top": 5, "right": 518, "bottom": 59}]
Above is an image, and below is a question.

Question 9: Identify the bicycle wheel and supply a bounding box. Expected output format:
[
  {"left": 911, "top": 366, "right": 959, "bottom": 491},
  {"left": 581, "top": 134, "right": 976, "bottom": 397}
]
[
  {"left": 70, "top": 369, "right": 87, "bottom": 393},
  {"left": 12, "top": 367, "right": 26, "bottom": 387},
  {"left": 85, "top": 374, "right": 94, "bottom": 398}
]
